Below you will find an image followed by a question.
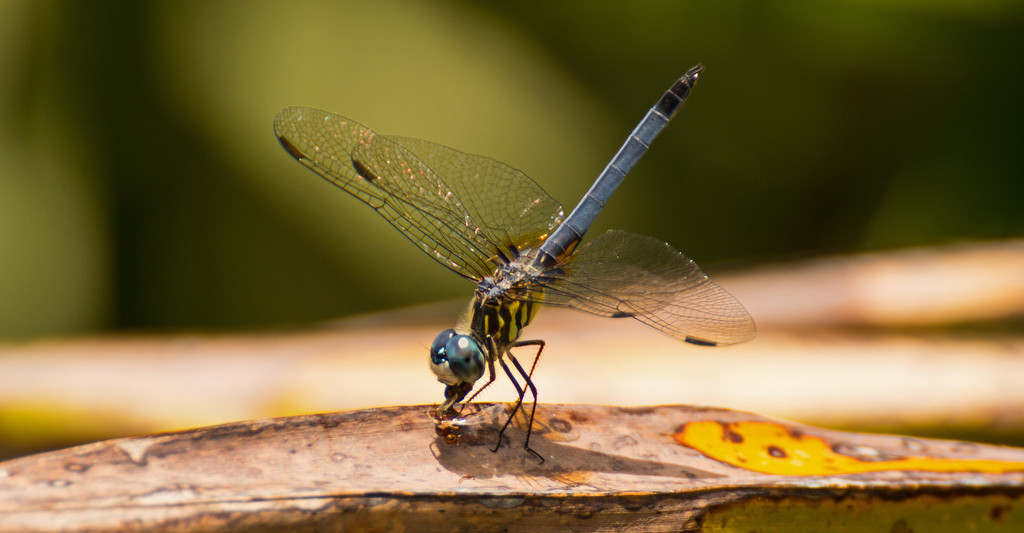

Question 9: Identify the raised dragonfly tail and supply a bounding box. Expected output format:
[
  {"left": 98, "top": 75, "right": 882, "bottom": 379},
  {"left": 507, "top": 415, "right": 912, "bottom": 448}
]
[{"left": 537, "top": 64, "right": 704, "bottom": 264}]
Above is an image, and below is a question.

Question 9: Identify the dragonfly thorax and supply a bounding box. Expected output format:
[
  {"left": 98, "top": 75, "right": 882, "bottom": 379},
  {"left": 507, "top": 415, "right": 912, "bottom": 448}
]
[{"left": 478, "top": 248, "right": 548, "bottom": 301}]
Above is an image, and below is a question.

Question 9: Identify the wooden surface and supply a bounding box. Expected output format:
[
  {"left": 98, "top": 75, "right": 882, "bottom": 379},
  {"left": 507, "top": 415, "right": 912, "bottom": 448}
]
[{"left": 1, "top": 404, "right": 1023, "bottom": 532}]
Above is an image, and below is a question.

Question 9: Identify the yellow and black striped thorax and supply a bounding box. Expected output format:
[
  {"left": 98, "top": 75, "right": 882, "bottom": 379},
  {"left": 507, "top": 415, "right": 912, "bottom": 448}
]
[{"left": 470, "top": 292, "right": 541, "bottom": 353}]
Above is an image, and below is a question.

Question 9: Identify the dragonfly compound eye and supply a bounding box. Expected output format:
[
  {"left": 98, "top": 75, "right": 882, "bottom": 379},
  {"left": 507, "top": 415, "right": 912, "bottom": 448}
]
[
  {"left": 446, "top": 335, "right": 485, "bottom": 382},
  {"left": 429, "top": 329, "right": 457, "bottom": 366},
  {"left": 429, "top": 329, "right": 485, "bottom": 385}
]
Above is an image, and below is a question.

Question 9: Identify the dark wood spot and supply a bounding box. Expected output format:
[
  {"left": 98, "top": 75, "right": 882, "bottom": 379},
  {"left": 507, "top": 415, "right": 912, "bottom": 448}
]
[
  {"left": 314, "top": 414, "right": 342, "bottom": 430},
  {"left": 990, "top": 504, "right": 1012, "bottom": 524},
  {"left": 548, "top": 417, "right": 572, "bottom": 433},
  {"left": 722, "top": 425, "right": 744, "bottom": 444},
  {"left": 612, "top": 435, "right": 638, "bottom": 450},
  {"left": 568, "top": 410, "right": 590, "bottom": 423}
]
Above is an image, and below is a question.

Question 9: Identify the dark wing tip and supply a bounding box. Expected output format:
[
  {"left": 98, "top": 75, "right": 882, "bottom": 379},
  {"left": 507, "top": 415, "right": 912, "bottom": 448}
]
[
  {"left": 684, "top": 336, "right": 718, "bottom": 347},
  {"left": 277, "top": 135, "right": 306, "bottom": 162}
]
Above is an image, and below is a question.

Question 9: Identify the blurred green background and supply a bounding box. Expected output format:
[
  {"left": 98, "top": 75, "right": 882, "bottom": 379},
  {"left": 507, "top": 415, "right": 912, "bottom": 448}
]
[{"left": 1, "top": 0, "right": 1022, "bottom": 339}]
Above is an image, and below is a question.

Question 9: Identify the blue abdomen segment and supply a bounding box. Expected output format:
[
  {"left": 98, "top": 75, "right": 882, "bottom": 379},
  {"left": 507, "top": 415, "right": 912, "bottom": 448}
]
[{"left": 538, "top": 64, "right": 703, "bottom": 263}]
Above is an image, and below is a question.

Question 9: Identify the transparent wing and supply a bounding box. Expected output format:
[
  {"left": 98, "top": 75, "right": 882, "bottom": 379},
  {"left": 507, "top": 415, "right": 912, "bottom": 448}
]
[
  {"left": 274, "top": 107, "right": 564, "bottom": 281},
  {"left": 537, "top": 229, "right": 756, "bottom": 345}
]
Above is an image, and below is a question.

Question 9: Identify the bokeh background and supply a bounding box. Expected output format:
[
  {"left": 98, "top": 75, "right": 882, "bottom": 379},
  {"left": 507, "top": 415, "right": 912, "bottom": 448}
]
[{"left": 1, "top": 0, "right": 1022, "bottom": 339}]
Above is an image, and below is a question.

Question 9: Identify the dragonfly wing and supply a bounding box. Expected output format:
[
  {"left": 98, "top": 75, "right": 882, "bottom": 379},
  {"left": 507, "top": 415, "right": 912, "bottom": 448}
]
[
  {"left": 274, "top": 107, "right": 563, "bottom": 281},
  {"left": 540, "top": 229, "right": 756, "bottom": 346},
  {"left": 388, "top": 135, "right": 564, "bottom": 253}
]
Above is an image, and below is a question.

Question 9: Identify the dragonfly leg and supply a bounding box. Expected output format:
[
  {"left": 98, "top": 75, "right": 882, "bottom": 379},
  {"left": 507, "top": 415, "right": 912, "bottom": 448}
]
[
  {"left": 494, "top": 356, "right": 539, "bottom": 462},
  {"left": 494, "top": 340, "right": 545, "bottom": 462},
  {"left": 511, "top": 340, "right": 544, "bottom": 456},
  {"left": 518, "top": 339, "right": 546, "bottom": 379}
]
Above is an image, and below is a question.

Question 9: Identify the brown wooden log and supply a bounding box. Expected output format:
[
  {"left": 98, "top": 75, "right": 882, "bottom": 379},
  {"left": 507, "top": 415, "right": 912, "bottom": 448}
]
[{"left": 1, "top": 405, "right": 1022, "bottom": 532}]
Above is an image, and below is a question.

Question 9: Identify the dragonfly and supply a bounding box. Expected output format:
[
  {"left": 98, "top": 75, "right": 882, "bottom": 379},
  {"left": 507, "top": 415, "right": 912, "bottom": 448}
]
[{"left": 274, "top": 64, "right": 755, "bottom": 460}]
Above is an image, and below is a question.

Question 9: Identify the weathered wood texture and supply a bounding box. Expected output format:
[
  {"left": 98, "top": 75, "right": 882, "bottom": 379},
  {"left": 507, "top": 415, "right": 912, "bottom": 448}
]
[{"left": 1, "top": 405, "right": 1022, "bottom": 532}]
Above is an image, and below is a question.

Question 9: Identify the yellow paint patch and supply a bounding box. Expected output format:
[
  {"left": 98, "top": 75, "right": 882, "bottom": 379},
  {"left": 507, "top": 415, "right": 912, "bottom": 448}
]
[{"left": 673, "top": 420, "right": 1024, "bottom": 476}]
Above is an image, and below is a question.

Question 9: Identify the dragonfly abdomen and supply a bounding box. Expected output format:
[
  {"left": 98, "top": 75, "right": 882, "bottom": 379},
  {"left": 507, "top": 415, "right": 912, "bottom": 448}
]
[{"left": 538, "top": 64, "right": 704, "bottom": 264}]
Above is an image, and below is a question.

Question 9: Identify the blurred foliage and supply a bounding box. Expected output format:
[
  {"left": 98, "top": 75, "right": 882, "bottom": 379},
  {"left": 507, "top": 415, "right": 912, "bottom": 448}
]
[{"left": 0, "top": 0, "right": 1021, "bottom": 338}]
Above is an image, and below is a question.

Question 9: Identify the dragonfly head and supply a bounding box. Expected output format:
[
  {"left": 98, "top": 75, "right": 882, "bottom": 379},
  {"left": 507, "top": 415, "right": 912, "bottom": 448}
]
[{"left": 429, "top": 329, "right": 485, "bottom": 387}]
